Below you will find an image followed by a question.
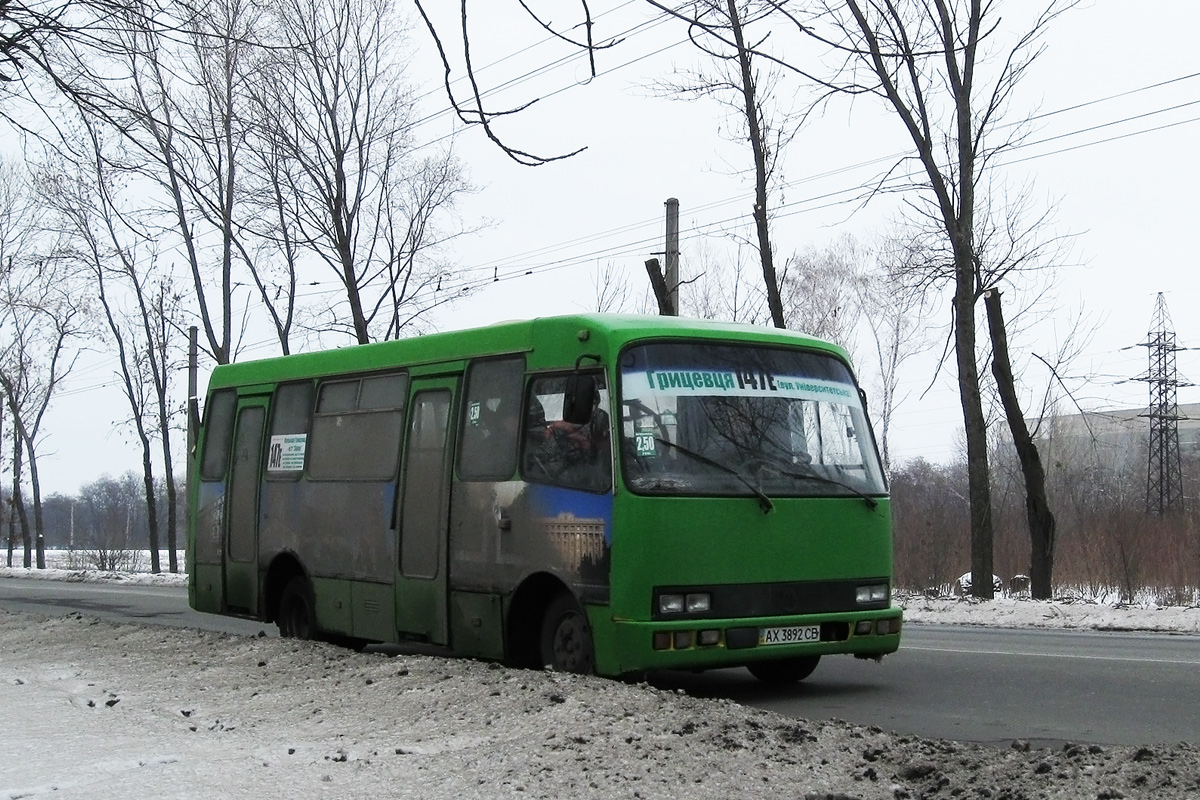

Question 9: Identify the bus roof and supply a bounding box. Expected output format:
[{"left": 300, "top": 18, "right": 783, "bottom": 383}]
[{"left": 207, "top": 314, "right": 850, "bottom": 390}]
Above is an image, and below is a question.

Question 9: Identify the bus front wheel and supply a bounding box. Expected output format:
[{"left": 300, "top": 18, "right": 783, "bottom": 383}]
[
  {"left": 277, "top": 576, "right": 317, "bottom": 640},
  {"left": 747, "top": 655, "right": 820, "bottom": 685},
  {"left": 540, "top": 594, "right": 595, "bottom": 674}
]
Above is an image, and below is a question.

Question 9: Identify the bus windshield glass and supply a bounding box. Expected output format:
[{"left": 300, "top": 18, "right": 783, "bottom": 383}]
[{"left": 619, "top": 341, "right": 887, "bottom": 499}]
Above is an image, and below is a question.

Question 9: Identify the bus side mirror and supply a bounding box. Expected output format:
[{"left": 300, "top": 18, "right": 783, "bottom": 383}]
[{"left": 563, "top": 375, "right": 597, "bottom": 425}]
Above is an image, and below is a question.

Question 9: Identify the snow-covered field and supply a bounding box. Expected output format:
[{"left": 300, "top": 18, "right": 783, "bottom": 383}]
[{"left": 3, "top": 561, "right": 1200, "bottom": 798}]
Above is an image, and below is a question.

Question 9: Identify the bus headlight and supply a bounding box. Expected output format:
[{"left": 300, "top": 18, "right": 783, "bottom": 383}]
[
  {"left": 856, "top": 584, "right": 888, "bottom": 604},
  {"left": 658, "top": 592, "right": 712, "bottom": 614},
  {"left": 659, "top": 594, "right": 685, "bottom": 614}
]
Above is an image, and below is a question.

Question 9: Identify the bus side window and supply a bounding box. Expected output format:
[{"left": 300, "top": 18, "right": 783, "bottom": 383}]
[
  {"left": 458, "top": 356, "right": 525, "bottom": 480},
  {"left": 522, "top": 373, "right": 612, "bottom": 492},
  {"left": 200, "top": 389, "right": 237, "bottom": 480},
  {"left": 308, "top": 373, "right": 408, "bottom": 481},
  {"left": 265, "top": 382, "right": 314, "bottom": 479}
]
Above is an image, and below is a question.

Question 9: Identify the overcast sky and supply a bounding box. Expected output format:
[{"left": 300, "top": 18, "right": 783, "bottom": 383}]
[{"left": 31, "top": 0, "right": 1200, "bottom": 495}]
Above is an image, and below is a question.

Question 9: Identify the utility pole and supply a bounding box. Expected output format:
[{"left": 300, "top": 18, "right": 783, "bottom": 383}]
[
  {"left": 1137, "top": 293, "right": 1189, "bottom": 515},
  {"left": 664, "top": 198, "right": 679, "bottom": 316},
  {"left": 646, "top": 199, "right": 681, "bottom": 316}
]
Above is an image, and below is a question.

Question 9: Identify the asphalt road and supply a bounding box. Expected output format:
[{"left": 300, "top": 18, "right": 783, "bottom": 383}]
[
  {"left": 3, "top": 576, "right": 1198, "bottom": 746},
  {"left": 652, "top": 624, "right": 1200, "bottom": 746},
  {"left": 0, "top": 576, "right": 270, "bottom": 637}
]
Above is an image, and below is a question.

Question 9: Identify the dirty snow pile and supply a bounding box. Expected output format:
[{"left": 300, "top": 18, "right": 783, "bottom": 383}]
[{"left": 2, "top": 610, "right": 1199, "bottom": 800}]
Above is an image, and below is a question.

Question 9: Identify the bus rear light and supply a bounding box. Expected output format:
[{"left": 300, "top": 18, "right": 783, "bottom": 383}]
[
  {"left": 854, "top": 620, "right": 873, "bottom": 636},
  {"left": 653, "top": 632, "right": 671, "bottom": 650},
  {"left": 698, "top": 629, "right": 721, "bottom": 646}
]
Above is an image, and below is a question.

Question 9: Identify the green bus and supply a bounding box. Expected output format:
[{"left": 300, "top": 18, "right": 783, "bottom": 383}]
[{"left": 187, "top": 313, "right": 900, "bottom": 683}]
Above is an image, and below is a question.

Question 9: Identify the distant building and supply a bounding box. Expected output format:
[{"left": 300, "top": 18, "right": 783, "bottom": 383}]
[{"left": 1036, "top": 402, "right": 1200, "bottom": 471}]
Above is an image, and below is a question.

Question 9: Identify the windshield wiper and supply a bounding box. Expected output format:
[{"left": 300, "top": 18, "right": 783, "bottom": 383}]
[
  {"left": 767, "top": 463, "right": 880, "bottom": 511},
  {"left": 653, "top": 437, "right": 774, "bottom": 514}
]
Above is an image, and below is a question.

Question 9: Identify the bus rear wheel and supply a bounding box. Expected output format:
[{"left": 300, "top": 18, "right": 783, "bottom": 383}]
[
  {"left": 277, "top": 576, "right": 317, "bottom": 640},
  {"left": 540, "top": 594, "right": 595, "bottom": 674},
  {"left": 747, "top": 655, "right": 821, "bottom": 685}
]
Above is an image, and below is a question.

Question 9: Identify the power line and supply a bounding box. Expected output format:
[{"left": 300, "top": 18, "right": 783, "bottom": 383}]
[
  {"left": 409, "top": 3, "right": 677, "bottom": 132},
  {"left": 429, "top": 97, "right": 1200, "bottom": 297},
  {"left": 45, "top": 52, "right": 1200, "bottom": 402}
]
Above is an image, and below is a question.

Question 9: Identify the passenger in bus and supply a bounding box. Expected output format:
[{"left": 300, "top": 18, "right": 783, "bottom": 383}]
[
  {"left": 487, "top": 399, "right": 521, "bottom": 442},
  {"left": 463, "top": 398, "right": 521, "bottom": 478},
  {"left": 523, "top": 391, "right": 611, "bottom": 490}
]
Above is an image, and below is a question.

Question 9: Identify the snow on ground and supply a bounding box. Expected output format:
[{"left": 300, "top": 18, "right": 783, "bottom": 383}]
[
  {"left": 898, "top": 592, "right": 1200, "bottom": 634},
  {"left": 3, "top": 561, "right": 1200, "bottom": 798}
]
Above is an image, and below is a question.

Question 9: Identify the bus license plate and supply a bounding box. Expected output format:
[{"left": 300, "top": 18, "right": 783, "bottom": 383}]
[{"left": 759, "top": 625, "right": 821, "bottom": 645}]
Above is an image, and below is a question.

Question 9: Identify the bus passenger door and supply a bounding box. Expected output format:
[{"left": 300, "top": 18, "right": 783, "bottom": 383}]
[
  {"left": 225, "top": 397, "right": 268, "bottom": 615},
  {"left": 394, "top": 379, "right": 456, "bottom": 645}
]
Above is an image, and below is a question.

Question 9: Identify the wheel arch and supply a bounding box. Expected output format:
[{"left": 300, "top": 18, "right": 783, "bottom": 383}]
[
  {"left": 263, "top": 551, "right": 308, "bottom": 624},
  {"left": 505, "top": 571, "right": 575, "bottom": 669}
]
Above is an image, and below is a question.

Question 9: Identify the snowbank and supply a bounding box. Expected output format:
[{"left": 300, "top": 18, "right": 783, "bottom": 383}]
[
  {"left": 4, "top": 611, "right": 1200, "bottom": 799},
  {"left": 896, "top": 592, "right": 1200, "bottom": 634},
  {"left": 0, "top": 565, "right": 187, "bottom": 587}
]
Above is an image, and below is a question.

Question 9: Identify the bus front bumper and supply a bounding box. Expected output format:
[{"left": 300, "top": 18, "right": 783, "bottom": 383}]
[{"left": 592, "top": 607, "right": 903, "bottom": 676}]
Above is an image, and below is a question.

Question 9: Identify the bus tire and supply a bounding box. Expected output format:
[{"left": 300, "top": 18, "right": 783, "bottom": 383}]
[
  {"left": 747, "top": 655, "right": 820, "bottom": 685},
  {"left": 277, "top": 576, "right": 317, "bottom": 640},
  {"left": 540, "top": 593, "right": 595, "bottom": 674}
]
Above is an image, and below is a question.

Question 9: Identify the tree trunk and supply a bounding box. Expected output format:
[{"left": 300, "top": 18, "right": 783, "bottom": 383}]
[
  {"left": 727, "top": 0, "right": 786, "bottom": 329},
  {"left": 953, "top": 250, "right": 994, "bottom": 600},
  {"left": 984, "top": 288, "right": 1056, "bottom": 600},
  {"left": 4, "top": 406, "right": 11, "bottom": 569},
  {"left": 140, "top": 442, "right": 162, "bottom": 574},
  {"left": 1, "top": 409, "right": 7, "bottom": 568},
  {"left": 644, "top": 258, "right": 675, "bottom": 316},
  {"left": 28, "top": 450, "right": 45, "bottom": 569},
  {"left": 158, "top": 344, "right": 179, "bottom": 572},
  {"left": 341, "top": 237, "right": 370, "bottom": 344},
  {"left": 11, "top": 435, "right": 31, "bottom": 568},
  {"left": 163, "top": 460, "right": 178, "bottom": 573}
]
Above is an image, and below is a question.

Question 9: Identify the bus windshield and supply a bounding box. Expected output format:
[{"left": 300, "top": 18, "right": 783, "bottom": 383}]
[{"left": 619, "top": 341, "right": 887, "bottom": 499}]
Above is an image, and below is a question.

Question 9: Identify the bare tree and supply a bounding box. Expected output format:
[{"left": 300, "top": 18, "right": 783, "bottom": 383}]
[
  {"left": 8, "top": 427, "right": 31, "bottom": 566},
  {"left": 36, "top": 123, "right": 186, "bottom": 573},
  {"left": 0, "top": 156, "right": 56, "bottom": 568},
  {"left": 0, "top": 0, "right": 161, "bottom": 111},
  {"left": 903, "top": 177, "right": 1076, "bottom": 599},
  {"left": 0, "top": 246, "right": 85, "bottom": 570},
  {"left": 785, "top": 0, "right": 1077, "bottom": 598},
  {"left": 35, "top": 0, "right": 266, "bottom": 368},
  {"left": 647, "top": 1, "right": 802, "bottom": 328},
  {"left": 416, "top": 2, "right": 1076, "bottom": 599},
  {"left": 74, "top": 472, "right": 147, "bottom": 571},
  {"left": 891, "top": 457, "right": 968, "bottom": 593},
  {"left": 850, "top": 233, "right": 937, "bottom": 474},
  {"left": 591, "top": 262, "right": 635, "bottom": 313},
  {"left": 410, "top": 0, "right": 613, "bottom": 166},
  {"left": 248, "top": 0, "right": 475, "bottom": 344},
  {"left": 779, "top": 234, "right": 863, "bottom": 346}
]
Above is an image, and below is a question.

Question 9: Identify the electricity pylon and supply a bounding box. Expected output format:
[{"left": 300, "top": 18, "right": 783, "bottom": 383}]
[{"left": 1137, "top": 293, "right": 1189, "bottom": 515}]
